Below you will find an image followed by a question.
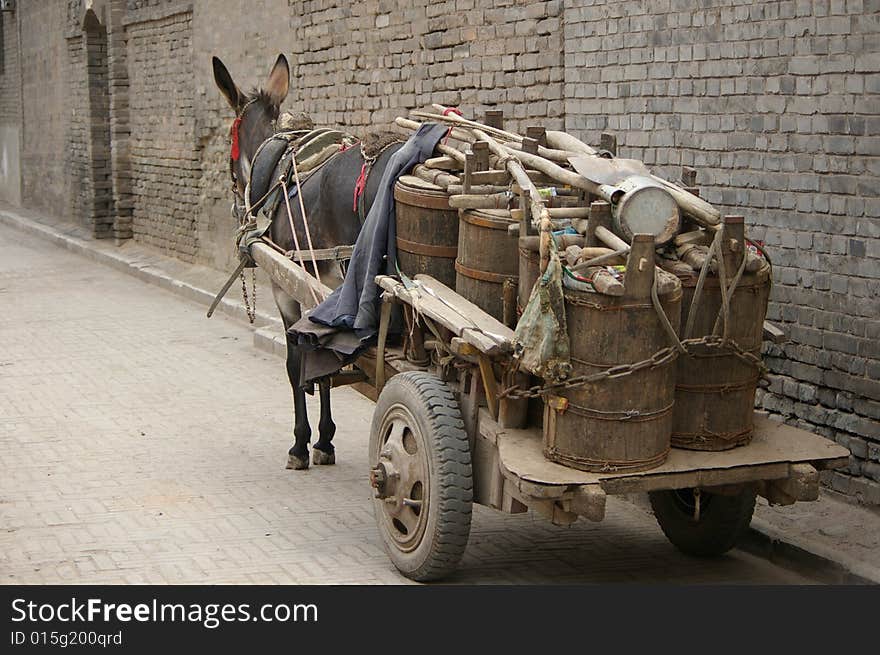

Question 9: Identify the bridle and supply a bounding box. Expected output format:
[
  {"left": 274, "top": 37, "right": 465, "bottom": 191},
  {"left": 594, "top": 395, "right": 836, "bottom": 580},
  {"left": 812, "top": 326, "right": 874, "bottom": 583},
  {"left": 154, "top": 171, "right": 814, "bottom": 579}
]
[{"left": 228, "top": 97, "right": 278, "bottom": 226}]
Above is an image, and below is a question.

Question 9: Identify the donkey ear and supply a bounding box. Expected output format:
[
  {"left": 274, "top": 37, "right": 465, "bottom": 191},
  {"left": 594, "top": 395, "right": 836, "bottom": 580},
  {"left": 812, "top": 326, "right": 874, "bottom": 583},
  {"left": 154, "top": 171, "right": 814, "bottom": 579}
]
[
  {"left": 212, "top": 56, "right": 242, "bottom": 111},
  {"left": 264, "top": 54, "right": 290, "bottom": 107}
]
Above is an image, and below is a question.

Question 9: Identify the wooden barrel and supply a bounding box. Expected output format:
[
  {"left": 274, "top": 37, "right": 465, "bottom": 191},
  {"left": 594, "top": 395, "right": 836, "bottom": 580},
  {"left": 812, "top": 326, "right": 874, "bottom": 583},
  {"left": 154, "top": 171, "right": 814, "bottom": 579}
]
[
  {"left": 543, "top": 236, "right": 682, "bottom": 473},
  {"left": 455, "top": 208, "right": 517, "bottom": 322},
  {"left": 672, "top": 264, "right": 771, "bottom": 451},
  {"left": 518, "top": 241, "right": 540, "bottom": 317},
  {"left": 393, "top": 175, "right": 458, "bottom": 288}
]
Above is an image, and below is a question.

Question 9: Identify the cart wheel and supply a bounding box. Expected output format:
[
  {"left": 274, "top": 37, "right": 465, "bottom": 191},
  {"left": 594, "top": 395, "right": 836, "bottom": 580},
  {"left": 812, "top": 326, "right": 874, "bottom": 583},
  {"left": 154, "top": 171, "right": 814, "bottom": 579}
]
[
  {"left": 649, "top": 486, "right": 756, "bottom": 557},
  {"left": 369, "top": 372, "right": 472, "bottom": 582}
]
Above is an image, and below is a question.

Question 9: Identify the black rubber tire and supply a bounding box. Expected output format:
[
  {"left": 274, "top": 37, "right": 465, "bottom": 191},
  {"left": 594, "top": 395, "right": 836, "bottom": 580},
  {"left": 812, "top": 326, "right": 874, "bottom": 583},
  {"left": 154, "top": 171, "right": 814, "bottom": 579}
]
[
  {"left": 649, "top": 487, "right": 757, "bottom": 557},
  {"left": 370, "top": 372, "right": 473, "bottom": 582}
]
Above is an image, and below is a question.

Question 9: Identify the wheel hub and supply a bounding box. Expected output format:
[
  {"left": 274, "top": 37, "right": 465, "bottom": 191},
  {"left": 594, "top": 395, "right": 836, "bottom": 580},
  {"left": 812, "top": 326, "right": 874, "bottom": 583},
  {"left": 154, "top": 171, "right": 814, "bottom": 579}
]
[{"left": 372, "top": 405, "right": 429, "bottom": 552}]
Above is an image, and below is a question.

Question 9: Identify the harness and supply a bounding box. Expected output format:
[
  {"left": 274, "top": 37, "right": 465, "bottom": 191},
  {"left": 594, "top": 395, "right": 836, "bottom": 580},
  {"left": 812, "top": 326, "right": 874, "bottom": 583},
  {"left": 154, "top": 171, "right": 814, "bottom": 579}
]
[{"left": 212, "top": 110, "right": 380, "bottom": 321}]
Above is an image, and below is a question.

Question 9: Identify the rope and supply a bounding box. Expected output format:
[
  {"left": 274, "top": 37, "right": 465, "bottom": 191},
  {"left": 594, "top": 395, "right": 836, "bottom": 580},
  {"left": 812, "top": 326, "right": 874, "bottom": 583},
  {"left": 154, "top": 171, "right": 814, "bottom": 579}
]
[
  {"left": 712, "top": 244, "right": 749, "bottom": 337},
  {"left": 683, "top": 225, "right": 723, "bottom": 339},
  {"left": 290, "top": 154, "right": 323, "bottom": 288},
  {"left": 280, "top": 177, "right": 320, "bottom": 307},
  {"left": 714, "top": 228, "right": 731, "bottom": 341},
  {"left": 651, "top": 276, "right": 687, "bottom": 354},
  {"left": 441, "top": 107, "right": 463, "bottom": 145}
]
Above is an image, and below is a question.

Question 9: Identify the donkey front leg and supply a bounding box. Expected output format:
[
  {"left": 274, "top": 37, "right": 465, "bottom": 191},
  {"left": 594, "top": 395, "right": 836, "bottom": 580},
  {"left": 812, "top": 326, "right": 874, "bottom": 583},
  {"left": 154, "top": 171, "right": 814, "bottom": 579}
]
[
  {"left": 285, "top": 337, "right": 313, "bottom": 471},
  {"left": 312, "top": 378, "right": 336, "bottom": 465}
]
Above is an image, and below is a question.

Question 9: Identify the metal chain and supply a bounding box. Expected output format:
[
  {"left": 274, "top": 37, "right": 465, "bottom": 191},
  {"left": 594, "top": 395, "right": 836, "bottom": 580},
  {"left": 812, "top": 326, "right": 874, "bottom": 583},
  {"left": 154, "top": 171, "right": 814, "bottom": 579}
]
[
  {"left": 499, "top": 335, "right": 767, "bottom": 400},
  {"left": 240, "top": 268, "right": 257, "bottom": 324}
]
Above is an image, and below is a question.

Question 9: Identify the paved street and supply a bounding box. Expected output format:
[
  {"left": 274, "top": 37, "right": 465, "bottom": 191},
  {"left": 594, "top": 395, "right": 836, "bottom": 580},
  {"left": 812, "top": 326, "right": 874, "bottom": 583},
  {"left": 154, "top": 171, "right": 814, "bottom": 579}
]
[{"left": 0, "top": 222, "right": 815, "bottom": 584}]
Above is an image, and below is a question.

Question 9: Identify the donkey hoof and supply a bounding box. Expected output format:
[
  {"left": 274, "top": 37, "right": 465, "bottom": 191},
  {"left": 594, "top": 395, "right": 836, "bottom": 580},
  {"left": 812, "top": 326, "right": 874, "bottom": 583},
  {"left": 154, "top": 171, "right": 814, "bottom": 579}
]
[
  {"left": 286, "top": 453, "right": 310, "bottom": 470},
  {"left": 312, "top": 448, "right": 336, "bottom": 466}
]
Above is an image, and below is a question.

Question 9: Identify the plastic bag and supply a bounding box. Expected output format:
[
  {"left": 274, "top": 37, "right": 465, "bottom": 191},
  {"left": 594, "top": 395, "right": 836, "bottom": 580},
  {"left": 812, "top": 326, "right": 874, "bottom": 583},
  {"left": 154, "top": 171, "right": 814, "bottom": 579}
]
[{"left": 512, "top": 236, "right": 571, "bottom": 383}]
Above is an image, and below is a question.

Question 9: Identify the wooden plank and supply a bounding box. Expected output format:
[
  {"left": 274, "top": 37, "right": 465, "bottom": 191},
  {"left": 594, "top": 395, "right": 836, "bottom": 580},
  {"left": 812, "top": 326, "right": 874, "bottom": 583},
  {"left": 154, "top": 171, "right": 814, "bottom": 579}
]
[
  {"left": 375, "top": 298, "right": 392, "bottom": 392},
  {"left": 487, "top": 411, "right": 850, "bottom": 496},
  {"left": 375, "top": 274, "right": 514, "bottom": 356},
  {"left": 250, "top": 242, "right": 331, "bottom": 310},
  {"left": 412, "top": 274, "right": 514, "bottom": 347},
  {"left": 478, "top": 354, "right": 499, "bottom": 421}
]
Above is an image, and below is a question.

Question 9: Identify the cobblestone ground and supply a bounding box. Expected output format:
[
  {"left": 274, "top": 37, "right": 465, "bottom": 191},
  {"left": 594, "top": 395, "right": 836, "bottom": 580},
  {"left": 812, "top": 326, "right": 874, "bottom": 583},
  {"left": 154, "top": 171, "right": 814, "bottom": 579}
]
[{"left": 0, "top": 224, "right": 814, "bottom": 584}]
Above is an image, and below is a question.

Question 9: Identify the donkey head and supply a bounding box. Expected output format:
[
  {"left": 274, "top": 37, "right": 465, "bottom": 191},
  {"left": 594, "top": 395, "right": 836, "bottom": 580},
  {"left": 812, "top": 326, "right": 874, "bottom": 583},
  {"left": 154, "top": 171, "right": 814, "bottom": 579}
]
[{"left": 212, "top": 54, "right": 290, "bottom": 197}]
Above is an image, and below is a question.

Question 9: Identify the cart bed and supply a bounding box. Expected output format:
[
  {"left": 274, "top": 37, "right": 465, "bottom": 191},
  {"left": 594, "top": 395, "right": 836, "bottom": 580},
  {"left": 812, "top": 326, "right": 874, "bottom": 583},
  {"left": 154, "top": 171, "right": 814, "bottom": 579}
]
[{"left": 473, "top": 409, "right": 850, "bottom": 523}]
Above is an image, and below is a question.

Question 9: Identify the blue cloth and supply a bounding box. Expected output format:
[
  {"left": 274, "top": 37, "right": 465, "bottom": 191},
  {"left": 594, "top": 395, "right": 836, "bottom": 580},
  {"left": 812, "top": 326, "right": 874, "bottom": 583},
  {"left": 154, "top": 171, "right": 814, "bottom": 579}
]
[
  {"left": 288, "top": 123, "right": 448, "bottom": 382},
  {"left": 305, "top": 123, "right": 448, "bottom": 334}
]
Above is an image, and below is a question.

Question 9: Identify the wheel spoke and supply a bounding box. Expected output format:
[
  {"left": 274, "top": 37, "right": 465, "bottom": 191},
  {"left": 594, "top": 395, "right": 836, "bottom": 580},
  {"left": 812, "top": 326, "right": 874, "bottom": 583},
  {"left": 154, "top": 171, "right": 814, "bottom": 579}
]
[
  {"left": 398, "top": 506, "right": 419, "bottom": 534},
  {"left": 386, "top": 419, "right": 405, "bottom": 448}
]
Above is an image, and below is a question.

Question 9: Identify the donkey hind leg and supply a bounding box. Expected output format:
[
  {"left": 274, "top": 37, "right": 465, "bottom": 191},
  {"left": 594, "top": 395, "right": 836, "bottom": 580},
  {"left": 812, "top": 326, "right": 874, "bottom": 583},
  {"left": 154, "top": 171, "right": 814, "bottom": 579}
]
[
  {"left": 271, "top": 284, "right": 312, "bottom": 471},
  {"left": 312, "top": 378, "right": 336, "bottom": 465}
]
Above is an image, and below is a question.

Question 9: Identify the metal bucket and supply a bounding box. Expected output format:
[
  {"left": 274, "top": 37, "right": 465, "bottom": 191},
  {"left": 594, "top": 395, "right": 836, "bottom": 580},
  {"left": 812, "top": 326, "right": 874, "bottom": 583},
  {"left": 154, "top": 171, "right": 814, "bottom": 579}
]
[
  {"left": 543, "top": 237, "right": 682, "bottom": 473},
  {"left": 455, "top": 208, "right": 517, "bottom": 322},
  {"left": 394, "top": 175, "right": 458, "bottom": 288},
  {"left": 672, "top": 265, "right": 771, "bottom": 450}
]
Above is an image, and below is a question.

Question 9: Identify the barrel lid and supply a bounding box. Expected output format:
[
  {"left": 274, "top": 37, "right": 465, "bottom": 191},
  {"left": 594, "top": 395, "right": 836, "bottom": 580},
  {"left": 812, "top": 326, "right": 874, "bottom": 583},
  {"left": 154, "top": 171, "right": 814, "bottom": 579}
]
[{"left": 396, "top": 175, "right": 446, "bottom": 194}]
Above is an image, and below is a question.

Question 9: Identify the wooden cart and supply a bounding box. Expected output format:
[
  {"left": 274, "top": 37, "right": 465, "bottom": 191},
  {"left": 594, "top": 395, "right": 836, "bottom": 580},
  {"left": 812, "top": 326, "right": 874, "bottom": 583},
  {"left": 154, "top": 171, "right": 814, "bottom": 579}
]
[{"left": 250, "top": 241, "right": 849, "bottom": 582}]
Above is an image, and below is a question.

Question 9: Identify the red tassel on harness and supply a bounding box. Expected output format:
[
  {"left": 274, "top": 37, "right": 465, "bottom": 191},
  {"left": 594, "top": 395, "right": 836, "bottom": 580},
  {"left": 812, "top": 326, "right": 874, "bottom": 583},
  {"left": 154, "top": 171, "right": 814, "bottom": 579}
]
[
  {"left": 230, "top": 116, "right": 242, "bottom": 162},
  {"left": 353, "top": 162, "right": 367, "bottom": 212}
]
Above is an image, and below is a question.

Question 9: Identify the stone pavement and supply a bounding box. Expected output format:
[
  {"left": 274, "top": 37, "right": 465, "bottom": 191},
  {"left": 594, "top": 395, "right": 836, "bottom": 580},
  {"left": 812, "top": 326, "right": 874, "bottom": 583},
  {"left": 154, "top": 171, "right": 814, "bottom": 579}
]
[{"left": 0, "top": 207, "right": 876, "bottom": 585}]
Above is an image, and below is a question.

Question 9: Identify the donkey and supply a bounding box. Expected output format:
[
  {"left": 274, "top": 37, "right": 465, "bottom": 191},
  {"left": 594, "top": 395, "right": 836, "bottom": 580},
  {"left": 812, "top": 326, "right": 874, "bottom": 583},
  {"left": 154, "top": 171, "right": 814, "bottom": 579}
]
[{"left": 212, "top": 54, "right": 403, "bottom": 470}]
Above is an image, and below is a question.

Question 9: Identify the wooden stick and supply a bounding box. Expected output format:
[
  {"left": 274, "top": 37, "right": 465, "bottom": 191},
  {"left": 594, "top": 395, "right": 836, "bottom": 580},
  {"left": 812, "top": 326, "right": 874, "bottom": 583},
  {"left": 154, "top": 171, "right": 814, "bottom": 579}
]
[
  {"left": 545, "top": 131, "right": 597, "bottom": 156},
  {"left": 448, "top": 193, "right": 513, "bottom": 210},
  {"left": 422, "top": 106, "right": 524, "bottom": 143},
  {"left": 249, "top": 242, "right": 331, "bottom": 310},
  {"left": 519, "top": 234, "right": 586, "bottom": 251},
  {"left": 507, "top": 219, "right": 573, "bottom": 236},
  {"left": 593, "top": 228, "right": 680, "bottom": 295},
  {"left": 436, "top": 143, "right": 466, "bottom": 164},
  {"left": 497, "top": 140, "right": 623, "bottom": 203},
  {"left": 447, "top": 183, "right": 509, "bottom": 195},
  {"left": 511, "top": 206, "right": 591, "bottom": 220},
  {"left": 581, "top": 267, "right": 625, "bottom": 296},
  {"left": 424, "top": 155, "right": 459, "bottom": 170},
  {"left": 416, "top": 109, "right": 582, "bottom": 165},
  {"left": 570, "top": 247, "right": 629, "bottom": 271},
  {"left": 427, "top": 106, "right": 549, "bottom": 227},
  {"left": 395, "top": 115, "right": 474, "bottom": 146},
  {"left": 411, "top": 164, "right": 459, "bottom": 188},
  {"left": 594, "top": 225, "right": 629, "bottom": 251},
  {"left": 505, "top": 139, "right": 573, "bottom": 163},
  {"left": 394, "top": 117, "right": 467, "bottom": 163}
]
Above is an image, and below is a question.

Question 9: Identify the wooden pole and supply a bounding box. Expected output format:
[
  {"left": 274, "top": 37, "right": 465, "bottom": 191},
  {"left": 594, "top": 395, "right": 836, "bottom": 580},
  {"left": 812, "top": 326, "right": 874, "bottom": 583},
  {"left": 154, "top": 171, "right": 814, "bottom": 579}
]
[{"left": 249, "top": 242, "right": 332, "bottom": 310}]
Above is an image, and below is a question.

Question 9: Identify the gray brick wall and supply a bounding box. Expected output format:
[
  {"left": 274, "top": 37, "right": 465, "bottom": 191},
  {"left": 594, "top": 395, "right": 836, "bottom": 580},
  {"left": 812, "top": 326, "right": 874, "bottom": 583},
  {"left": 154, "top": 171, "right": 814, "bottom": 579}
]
[
  {"left": 18, "top": 1, "right": 69, "bottom": 215},
  {"left": 564, "top": 0, "right": 880, "bottom": 503},
  {"left": 0, "top": 12, "right": 20, "bottom": 123},
  {"left": 0, "top": 11, "right": 22, "bottom": 205},
  {"left": 288, "top": 0, "right": 564, "bottom": 133},
  {"left": 126, "top": 8, "right": 200, "bottom": 261},
  {"left": 65, "top": 32, "right": 92, "bottom": 229}
]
